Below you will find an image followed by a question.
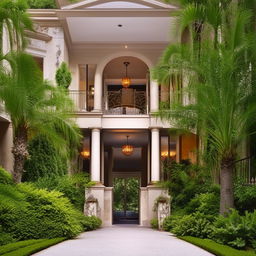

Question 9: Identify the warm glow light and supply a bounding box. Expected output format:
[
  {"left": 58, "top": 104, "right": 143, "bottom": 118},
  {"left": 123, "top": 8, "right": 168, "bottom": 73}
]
[
  {"left": 161, "top": 151, "right": 169, "bottom": 158},
  {"left": 81, "top": 150, "right": 90, "bottom": 158},
  {"left": 122, "top": 144, "right": 134, "bottom": 156},
  {"left": 122, "top": 77, "right": 131, "bottom": 88},
  {"left": 170, "top": 151, "right": 176, "bottom": 157},
  {"left": 161, "top": 151, "right": 176, "bottom": 158},
  {"left": 122, "top": 135, "right": 133, "bottom": 156},
  {"left": 122, "top": 62, "right": 131, "bottom": 88}
]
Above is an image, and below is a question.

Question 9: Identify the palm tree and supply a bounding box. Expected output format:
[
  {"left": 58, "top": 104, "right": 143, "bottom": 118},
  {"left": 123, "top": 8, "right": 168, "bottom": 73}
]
[
  {"left": 0, "top": 0, "right": 33, "bottom": 53},
  {"left": 0, "top": 52, "right": 82, "bottom": 183},
  {"left": 153, "top": 3, "right": 256, "bottom": 214}
]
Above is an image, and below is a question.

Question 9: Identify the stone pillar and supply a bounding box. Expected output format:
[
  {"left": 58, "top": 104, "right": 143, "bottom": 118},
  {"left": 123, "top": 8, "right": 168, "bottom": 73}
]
[
  {"left": 150, "top": 80, "right": 159, "bottom": 112},
  {"left": 93, "top": 72, "right": 102, "bottom": 112},
  {"left": 151, "top": 128, "right": 160, "bottom": 183},
  {"left": 0, "top": 122, "right": 13, "bottom": 173},
  {"left": 91, "top": 128, "right": 101, "bottom": 182}
]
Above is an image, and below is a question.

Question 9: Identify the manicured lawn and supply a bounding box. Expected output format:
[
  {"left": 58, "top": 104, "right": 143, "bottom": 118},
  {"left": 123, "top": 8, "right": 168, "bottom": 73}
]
[
  {"left": 0, "top": 238, "right": 65, "bottom": 256},
  {"left": 180, "top": 236, "right": 256, "bottom": 256}
]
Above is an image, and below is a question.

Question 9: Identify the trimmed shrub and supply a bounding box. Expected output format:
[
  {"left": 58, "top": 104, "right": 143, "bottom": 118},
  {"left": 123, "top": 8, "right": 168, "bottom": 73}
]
[
  {"left": 80, "top": 216, "right": 102, "bottom": 231},
  {"left": 185, "top": 192, "right": 219, "bottom": 215},
  {"left": 33, "top": 173, "right": 93, "bottom": 210},
  {"left": 150, "top": 218, "right": 158, "bottom": 229},
  {"left": 211, "top": 209, "right": 256, "bottom": 249},
  {"left": 0, "top": 183, "right": 83, "bottom": 242},
  {"left": 0, "top": 167, "right": 101, "bottom": 246},
  {"left": 55, "top": 62, "right": 72, "bottom": 89},
  {"left": 170, "top": 213, "right": 214, "bottom": 238},
  {"left": 23, "top": 136, "right": 67, "bottom": 182}
]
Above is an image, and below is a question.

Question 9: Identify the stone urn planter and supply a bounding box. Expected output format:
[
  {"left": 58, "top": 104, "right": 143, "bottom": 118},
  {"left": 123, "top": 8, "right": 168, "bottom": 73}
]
[
  {"left": 84, "top": 195, "right": 98, "bottom": 217},
  {"left": 154, "top": 195, "right": 171, "bottom": 230}
]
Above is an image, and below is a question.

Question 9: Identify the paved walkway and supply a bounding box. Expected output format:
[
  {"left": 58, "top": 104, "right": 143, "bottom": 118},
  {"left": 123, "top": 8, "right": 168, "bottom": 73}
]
[{"left": 33, "top": 225, "right": 214, "bottom": 256}]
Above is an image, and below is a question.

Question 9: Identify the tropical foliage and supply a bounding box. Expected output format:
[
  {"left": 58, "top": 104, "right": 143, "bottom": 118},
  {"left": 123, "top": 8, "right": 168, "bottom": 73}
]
[
  {"left": 0, "top": 0, "right": 33, "bottom": 53},
  {"left": 153, "top": 0, "right": 256, "bottom": 214},
  {"left": 0, "top": 53, "right": 81, "bottom": 183}
]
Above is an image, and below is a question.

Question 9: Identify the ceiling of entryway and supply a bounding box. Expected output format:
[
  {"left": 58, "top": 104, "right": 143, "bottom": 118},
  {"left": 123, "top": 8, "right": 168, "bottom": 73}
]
[
  {"left": 103, "top": 130, "right": 148, "bottom": 148},
  {"left": 104, "top": 56, "right": 148, "bottom": 79},
  {"left": 66, "top": 17, "right": 176, "bottom": 44}
]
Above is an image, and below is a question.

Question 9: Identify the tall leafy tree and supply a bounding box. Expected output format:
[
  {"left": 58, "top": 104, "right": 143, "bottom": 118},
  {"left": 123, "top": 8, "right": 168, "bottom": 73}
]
[
  {"left": 153, "top": 2, "right": 256, "bottom": 214},
  {"left": 0, "top": 52, "right": 81, "bottom": 183}
]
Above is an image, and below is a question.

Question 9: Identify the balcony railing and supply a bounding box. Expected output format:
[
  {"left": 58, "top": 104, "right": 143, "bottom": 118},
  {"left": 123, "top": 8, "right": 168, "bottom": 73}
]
[
  {"left": 235, "top": 156, "right": 256, "bottom": 185},
  {"left": 69, "top": 90, "right": 94, "bottom": 112},
  {"left": 104, "top": 89, "right": 147, "bottom": 115},
  {"left": 69, "top": 89, "right": 148, "bottom": 115}
]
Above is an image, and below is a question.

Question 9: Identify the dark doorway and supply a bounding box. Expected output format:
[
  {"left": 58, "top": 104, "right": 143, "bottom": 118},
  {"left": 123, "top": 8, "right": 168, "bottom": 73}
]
[{"left": 113, "top": 177, "right": 140, "bottom": 224}]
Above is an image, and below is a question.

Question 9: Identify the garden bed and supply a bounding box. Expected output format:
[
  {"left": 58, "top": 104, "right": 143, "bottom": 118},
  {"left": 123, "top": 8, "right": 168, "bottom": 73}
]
[
  {"left": 180, "top": 236, "right": 256, "bottom": 256},
  {"left": 0, "top": 238, "right": 65, "bottom": 256}
]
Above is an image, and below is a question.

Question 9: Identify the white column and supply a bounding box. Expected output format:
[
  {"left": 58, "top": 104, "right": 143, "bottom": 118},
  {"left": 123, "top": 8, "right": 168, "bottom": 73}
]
[
  {"left": 150, "top": 80, "right": 159, "bottom": 112},
  {"left": 93, "top": 71, "right": 102, "bottom": 112},
  {"left": 151, "top": 128, "right": 160, "bottom": 182},
  {"left": 91, "top": 128, "right": 101, "bottom": 182}
]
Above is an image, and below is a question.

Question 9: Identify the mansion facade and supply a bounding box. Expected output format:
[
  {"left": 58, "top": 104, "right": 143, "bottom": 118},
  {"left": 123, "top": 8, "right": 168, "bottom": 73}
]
[{"left": 0, "top": 0, "right": 198, "bottom": 226}]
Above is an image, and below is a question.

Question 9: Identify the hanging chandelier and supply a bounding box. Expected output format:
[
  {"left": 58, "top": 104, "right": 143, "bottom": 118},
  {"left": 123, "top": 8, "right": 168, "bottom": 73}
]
[
  {"left": 122, "top": 62, "right": 131, "bottom": 88},
  {"left": 122, "top": 135, "right": 134, "bottom": 156}
]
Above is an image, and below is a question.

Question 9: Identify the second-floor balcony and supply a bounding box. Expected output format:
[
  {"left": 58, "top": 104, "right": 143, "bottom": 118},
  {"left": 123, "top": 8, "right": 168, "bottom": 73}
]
[
  {"left": 104, "top": 88, "right": 147, "bottom": 115},
  {"left": 69, "top": 88, "right": 148, "bottom": 115}
]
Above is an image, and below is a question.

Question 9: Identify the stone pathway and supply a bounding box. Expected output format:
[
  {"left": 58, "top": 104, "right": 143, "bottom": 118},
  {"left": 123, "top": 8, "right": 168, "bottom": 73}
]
[{"left": 33, "top": 225, "right": 214, "bottom": 256}]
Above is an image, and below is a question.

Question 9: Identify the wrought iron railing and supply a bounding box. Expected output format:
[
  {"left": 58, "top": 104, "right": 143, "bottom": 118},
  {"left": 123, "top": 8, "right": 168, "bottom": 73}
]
[
  {"left": 235, "top": 156, "right": 256, "bottom": 185},
  {"left": 104, "top": 89, "right": 147, "bottom": 115},
  {"left": 69, "top": 90, "right": 94, "bottom": 112},
  {"left": 69, "top": 89, "right": 148, "bottom": 114}
]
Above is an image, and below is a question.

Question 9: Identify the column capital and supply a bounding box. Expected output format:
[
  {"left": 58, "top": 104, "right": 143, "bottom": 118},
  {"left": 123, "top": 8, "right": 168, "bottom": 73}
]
[
  {"left": 90, "top": 127, "right": 101, "bottom": 131},
  {"left": 150, "top": 127, "right": 161, "bottom": 131}
]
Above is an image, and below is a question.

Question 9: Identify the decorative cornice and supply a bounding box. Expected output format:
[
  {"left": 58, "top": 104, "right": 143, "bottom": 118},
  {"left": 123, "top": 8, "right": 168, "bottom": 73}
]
[{"left": 25, "top": 30, "right": 52, "bottom": 42}]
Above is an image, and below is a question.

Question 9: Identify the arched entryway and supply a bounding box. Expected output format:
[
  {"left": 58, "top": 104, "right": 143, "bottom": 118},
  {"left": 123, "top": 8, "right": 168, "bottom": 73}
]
[{"left": 103, "top": 56, "right": 149, "bottom": 115}]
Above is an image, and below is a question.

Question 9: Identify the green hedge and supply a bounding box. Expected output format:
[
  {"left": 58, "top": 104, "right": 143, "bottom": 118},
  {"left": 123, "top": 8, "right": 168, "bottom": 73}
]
[
  {"left": 0, "top": 168, "right": 101, "bottom": 245},
  {"left": 33, "top": 173, "right": 93, "bottom": 210},
  {"left": 23, "top": 136, "right": 67, "bottom": 182},
  {"left": 1, "top": 238, "right": 65, "bottom": 256},
  {"left": 180, "top": 236, "right": 256, "bottom": 256},
  {"left": 0, "top": 239, "right": 46, "bottom": 255}
]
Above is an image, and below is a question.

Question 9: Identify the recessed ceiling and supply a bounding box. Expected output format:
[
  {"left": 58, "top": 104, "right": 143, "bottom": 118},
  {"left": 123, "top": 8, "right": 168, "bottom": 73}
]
[
  {"left": 67, "top": 17, "right": 175, "bottom": 43},
  {"left": 104, "top": 56, "right": 148, "bottom": 79},
  {"left": 103, "top": 130, "right": 148, "bottom": 147}
]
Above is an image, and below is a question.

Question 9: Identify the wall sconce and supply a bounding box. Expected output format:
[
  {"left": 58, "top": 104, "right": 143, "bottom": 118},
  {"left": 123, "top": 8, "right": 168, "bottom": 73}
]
[{"left": 81, "top": 150, "right": 90, "bottom": 159}]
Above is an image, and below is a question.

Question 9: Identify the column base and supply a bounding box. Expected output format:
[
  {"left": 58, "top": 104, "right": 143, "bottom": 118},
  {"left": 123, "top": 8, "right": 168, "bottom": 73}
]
[
  {"left": 140, "top": 185, "right": 170, "bottom": 227},
  {"left": 84, "top": 184, "right": 113, "bottom": 226}
]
